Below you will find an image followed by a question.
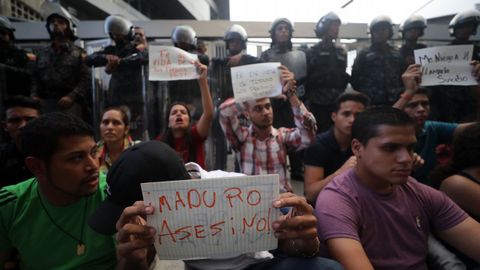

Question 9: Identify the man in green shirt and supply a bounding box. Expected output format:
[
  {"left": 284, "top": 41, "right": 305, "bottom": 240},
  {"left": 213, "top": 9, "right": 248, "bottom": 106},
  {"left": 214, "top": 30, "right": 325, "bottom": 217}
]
[{"left": 0, "top": 112, "right": 116, "bottom": 269}]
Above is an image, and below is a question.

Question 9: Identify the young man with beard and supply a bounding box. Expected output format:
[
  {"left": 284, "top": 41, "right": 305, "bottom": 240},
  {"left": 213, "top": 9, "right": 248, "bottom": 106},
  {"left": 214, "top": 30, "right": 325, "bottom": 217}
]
[
  {"left": 315, "top": 107, "right": 480, "bottom": 270},
  {"left": 86, "top": 141, "right": 343, "bottom": 270},
  {"left": 261, "top": 18, "right": 307, "bottom": 181},
  {"left": 219, "top": 66, "right": 316, "bottom": 193},
  {"left": 0, "top": 113, "right": 116, "bottom": 269}
]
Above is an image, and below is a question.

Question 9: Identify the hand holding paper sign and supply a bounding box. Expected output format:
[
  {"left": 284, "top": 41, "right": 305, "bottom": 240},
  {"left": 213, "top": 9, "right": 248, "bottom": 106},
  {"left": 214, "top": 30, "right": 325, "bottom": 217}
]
[
  {"left": 230, "top": 62, "right": 282, "bottom": 102},
  {"left": 273, "top": 65, "right": 296, "bottom": 101},
  {"left": 193, "top": 60, "right": 214, "bottom": 139},
  {"left": 414, "top": 45, "right": 477, "bottom": 86},
  {"left": 116, "top": 201, "right": 156, "bottom": 270},
  {"left": 273, "top": 192, "right": 320, "bottom": 257},
  {"left": 193, "top": 60, "right": 208, "bottom": 84},
  {"left": 401, "top": 64, "right": 422, "bottom": 92},
  {"left": 149, "top": 45, "right": 199, "bottom": 81}
]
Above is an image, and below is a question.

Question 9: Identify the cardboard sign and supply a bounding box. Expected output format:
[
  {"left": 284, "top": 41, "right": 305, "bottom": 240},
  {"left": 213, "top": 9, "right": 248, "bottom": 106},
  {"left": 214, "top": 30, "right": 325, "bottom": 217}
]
[
  {"left": 149, "top": 45, "right": 199, "bottom": 81},
  {"left": 231, "top": 63, "right": 282, "bottom": 102},
  {"left": 414, "top": 45, "right": 477, "bottom": 86},
  {"left": 141, "top": 175, "right": 280, "bottom": 260}
]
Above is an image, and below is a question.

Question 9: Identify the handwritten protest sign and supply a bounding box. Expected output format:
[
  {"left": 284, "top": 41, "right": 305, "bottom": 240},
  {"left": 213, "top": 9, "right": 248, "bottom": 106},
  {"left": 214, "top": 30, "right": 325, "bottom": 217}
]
[
  {"left": 141, "top": 175, "right": 280, "bottom": 260},
  {"left": 231, "top": 63, "right": 282, "bottom": 102},
  {"left": 414, "top": 45, "right": 477, "bottom": 86},
  {"left": 149, "top": 45, "right": 199, "bottom": 81}
]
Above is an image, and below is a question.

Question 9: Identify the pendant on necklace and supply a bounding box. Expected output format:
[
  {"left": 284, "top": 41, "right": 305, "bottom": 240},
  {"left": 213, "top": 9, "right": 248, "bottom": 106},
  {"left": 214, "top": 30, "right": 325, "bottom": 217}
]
[{"left": 77, "top": 243, "right": 86, "bottom": 256}]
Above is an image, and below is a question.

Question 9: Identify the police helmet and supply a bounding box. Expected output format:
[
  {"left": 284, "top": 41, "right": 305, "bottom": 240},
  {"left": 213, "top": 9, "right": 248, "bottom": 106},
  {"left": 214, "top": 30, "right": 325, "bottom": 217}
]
[
  {"left": 0, "top": 16, "right": 15, "bottom": 40},
  {"left": 224, "top": 24, "right": 248, "bottom": 50},
  {"left": 269, "top": 18, "right": 294, "bottom": 34},
  {"left": 171, "top": 25, "right": 197, "bottom": 48},
  {"left": 46, "top": 12, "right": 77, "bottom": 40},
  {"left": 368, "top": 15, "right": 393, "bottom": 38},
  {"left": 104, "top": 15, "right": 135, "bottom": 41},
  {"left": 315, "top": 12, "right": 341, "bottom": 38},
  {"left": 399, "top": 14, "right": 427, "bottom": 38},
  {"left": 449, "top": 9, "right": 480, "bottom": 36}
]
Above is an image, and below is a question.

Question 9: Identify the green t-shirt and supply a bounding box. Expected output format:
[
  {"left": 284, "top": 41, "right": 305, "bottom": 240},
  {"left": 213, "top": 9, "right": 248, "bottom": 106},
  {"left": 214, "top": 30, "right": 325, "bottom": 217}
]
[{"left": 0, "top": 174, "right": 116, "bottom": 270}]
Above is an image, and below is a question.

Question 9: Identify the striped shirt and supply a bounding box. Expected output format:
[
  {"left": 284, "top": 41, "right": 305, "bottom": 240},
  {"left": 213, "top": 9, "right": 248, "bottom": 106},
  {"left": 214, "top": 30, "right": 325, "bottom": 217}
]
[{"left": 219, "top": 98, "right": 315, "bottom": 192}]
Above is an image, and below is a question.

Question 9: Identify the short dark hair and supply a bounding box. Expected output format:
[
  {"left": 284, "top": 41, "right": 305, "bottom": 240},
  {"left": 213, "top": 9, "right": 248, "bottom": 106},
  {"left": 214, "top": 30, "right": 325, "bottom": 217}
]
[
  {"left": 452, "top": 123, "right": 480, "bottom": 171},
  {"left": 21, "top": 112, "right": 94, "bottom": 163},
  {"left": 352, "top": 106, "right": 415, "bottom": 145},
  {"left": 411, "top": 88, "right": 429, "bottom": 98},
  {"left": 333, "top": 92, "right": 370, "bottom": 112},
  {"left": 3, "top": 95, "right": 42, "bottom": 118}
]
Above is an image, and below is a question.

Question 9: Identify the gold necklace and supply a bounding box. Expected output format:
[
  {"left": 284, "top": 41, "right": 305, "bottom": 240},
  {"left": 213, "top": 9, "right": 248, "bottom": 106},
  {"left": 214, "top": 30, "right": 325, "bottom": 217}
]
[{"left": 36, "top": 187, "right": 88, "bottom": 256}]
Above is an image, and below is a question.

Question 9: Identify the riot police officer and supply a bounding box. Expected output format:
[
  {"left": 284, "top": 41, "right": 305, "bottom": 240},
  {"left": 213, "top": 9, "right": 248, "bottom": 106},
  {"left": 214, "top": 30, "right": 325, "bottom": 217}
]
[
  {"left": 350, "top": 15, "right": 403, "bottom": 106},
  {"left": 0, "top": 16, "right": 33, "bottom": 99},
  {"left": 430, "top": 9, "right": 480, "bottom": 122},
  {"left": 171, "top": 24, "right": 209, "bottom": 66},
  {"left": 212, "top": 24, "right": 261, "bottom": 101},
  {"left": 399, "top": 14, "right": 427, "bottom": 72},
  {"left": 305, "top": 12, "right": 349, "bottom": 132},
  {"left": 31, "top": 9, "right": 91, "bottom": 120},
  {"left": 209, "top": 24, "right": 261, "bottom": 170},
  {"left": 86, "top": 15, "right": 148, "bottom": 139},
  {"left": 261, "top": 18, "right": 307, "bottom": 180},
  {"left": 449, "top": 9, "right": 480, "bottom": 60}
]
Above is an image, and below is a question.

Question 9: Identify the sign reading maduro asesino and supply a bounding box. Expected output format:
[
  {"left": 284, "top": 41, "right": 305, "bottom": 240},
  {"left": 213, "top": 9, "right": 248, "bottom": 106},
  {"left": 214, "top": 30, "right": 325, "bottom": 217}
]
[{"left": 141, "top": 175, "right": 280, "bottom": 260}]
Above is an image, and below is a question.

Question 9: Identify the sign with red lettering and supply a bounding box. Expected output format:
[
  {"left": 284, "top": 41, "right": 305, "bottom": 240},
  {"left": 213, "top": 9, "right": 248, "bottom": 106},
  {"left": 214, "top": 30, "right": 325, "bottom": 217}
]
[
  {"left": 141, "top": 175, "right": 280, "bottom": 260},
  {"left": 149, "top": 45, "right": 199, "bottom": 81}
]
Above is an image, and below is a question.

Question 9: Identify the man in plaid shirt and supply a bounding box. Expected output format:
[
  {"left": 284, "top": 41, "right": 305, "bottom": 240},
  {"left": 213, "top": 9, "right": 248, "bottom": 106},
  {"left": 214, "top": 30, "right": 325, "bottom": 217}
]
[{"left": 219, "top": 66, "right": 316, "bottom": 193}]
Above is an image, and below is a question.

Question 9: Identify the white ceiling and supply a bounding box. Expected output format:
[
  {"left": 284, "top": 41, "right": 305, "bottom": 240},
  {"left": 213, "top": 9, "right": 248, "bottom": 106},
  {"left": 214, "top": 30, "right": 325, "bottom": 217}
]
[{"left": 230, "top": 0, "right": 479, "bottom": 24}]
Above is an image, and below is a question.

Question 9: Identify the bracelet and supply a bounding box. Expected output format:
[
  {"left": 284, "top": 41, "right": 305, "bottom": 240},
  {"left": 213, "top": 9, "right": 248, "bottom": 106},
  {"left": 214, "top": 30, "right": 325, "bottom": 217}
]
[
  {"left": 285, "top": 88, "right": 297, "bottom": 98},
  {"left": 291, "top": 237, "right": 320, "bottom": 258}
]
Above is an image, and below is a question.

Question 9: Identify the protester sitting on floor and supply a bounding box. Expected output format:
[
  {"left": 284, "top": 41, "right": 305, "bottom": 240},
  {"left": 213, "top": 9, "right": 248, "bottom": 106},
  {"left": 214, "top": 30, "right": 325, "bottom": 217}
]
[
  {"left": 393, "top": 63, "right": 480, "bottom": 185},
  {"left": 315, "top": 107, "right": 480, "bottom": 270},
  {"left": 88, "top": 140, "right": 344, "bottom": 270},
  {"left": 219, "top": 65, "right": 316, "bottom": 193},
  {"left": 97, "top": 105, "right": 139, "bottom": 174},
  {"left": 0, "top": 112, "right": 116, "bottom": 269},
  {"left": 303, "top": 92, "right": 369, "bottom": 205}
]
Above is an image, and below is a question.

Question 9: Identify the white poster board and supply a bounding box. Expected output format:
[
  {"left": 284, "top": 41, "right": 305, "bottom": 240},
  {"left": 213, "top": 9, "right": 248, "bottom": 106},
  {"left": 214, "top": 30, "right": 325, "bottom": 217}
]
[
  {"left": 141, "top": 175, "right": 280, "bottom": 260},
  {"left": 149, "top": 45, "right": 199, "bottom": 81},
  {"left": 414, "top": 45, "right": 477, "bottom": 86},
  {"left": 230, "top": 63, "right": 282, "bottom": 102}
]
